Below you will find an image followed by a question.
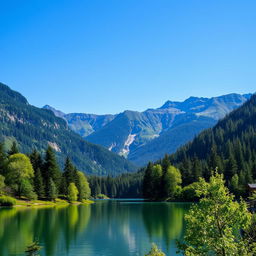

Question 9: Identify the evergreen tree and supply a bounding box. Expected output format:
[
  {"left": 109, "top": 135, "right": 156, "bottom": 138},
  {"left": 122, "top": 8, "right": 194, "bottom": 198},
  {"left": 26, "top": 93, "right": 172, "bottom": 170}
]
[
  {"left": 61, "top": 157, "right": 77, "bottom": 195},
  {"left": 225, "top": 154, "right": 238, "bottom": 181},
  {"left": 162, "top": 154, "right": 170, "bottom": 174},
  {"left": 47, "top": 178, "right": 57, "bottom": 201},
  {"left": 0, "top": 175, "right": 5, "bottom": 195},
  {"left": 29, "top": 150, "right": 43, "bottom": 172},
  {"left": 43, "top": 146, "right": 61, "bottom": 195},
  {"left": 143, "top": 162, "right": 154, "bottom": 199},
  {"left": 0, "top": 142, "right": 7, "bottom": 176},
  {"left": 34, "top": 168, "right": 44, "bottom": 198},
  {"left": 230, "top": 174, "right": 240, "bottom": 196}
]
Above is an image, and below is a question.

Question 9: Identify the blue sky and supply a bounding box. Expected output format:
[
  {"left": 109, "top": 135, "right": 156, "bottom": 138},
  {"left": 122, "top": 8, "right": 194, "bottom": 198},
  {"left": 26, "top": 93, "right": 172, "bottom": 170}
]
[{"left": 0, "top": 0, "right": 255, "bottom": 114}]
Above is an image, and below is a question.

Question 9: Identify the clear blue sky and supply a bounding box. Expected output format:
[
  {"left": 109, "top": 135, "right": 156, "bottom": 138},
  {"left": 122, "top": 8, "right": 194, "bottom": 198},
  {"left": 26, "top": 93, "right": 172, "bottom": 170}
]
[{"left": 0, "top": 0, "right": 255, "bottom": 114}]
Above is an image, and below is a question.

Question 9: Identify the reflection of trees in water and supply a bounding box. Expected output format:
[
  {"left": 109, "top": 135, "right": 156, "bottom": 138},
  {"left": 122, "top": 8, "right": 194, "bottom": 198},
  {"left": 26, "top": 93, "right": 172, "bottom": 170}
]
[
  {"left": 0, "top": 205, "right": 91, "bottom": 256},
  {"left": 142, "top": 203, "right": 188, "bottom": 248}
]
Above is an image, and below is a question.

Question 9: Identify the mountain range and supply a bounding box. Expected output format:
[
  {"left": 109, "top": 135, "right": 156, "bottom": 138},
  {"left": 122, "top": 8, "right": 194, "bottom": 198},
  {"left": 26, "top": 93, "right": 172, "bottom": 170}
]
[
  {"left": 0, "top": 82, "right": 136, "bottom": 176},
  {"left": 44, "top": 93, "right": 252, "bottom": 166}
]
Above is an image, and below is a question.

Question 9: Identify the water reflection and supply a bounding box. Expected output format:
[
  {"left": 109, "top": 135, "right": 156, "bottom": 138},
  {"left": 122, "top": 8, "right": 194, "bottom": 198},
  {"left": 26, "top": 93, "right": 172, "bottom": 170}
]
[
  {"left": 0, "top": 201, "right": 190, "bottom": 256},
  {"left": 0, "top": 205, "right": 91, "bottom": 256}
]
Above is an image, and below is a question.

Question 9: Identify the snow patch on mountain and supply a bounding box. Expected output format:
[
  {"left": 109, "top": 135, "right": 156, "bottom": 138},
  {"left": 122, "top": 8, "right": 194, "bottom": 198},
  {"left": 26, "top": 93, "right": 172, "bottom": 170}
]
[{"left": 120, "top": 134, "right": 136, "bottom": 157}]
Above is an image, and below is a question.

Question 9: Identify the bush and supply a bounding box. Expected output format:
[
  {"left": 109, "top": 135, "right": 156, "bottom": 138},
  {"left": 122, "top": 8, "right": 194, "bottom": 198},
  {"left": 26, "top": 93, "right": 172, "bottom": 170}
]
[
  {"left": 0, "top": 195, "right": 16, "bottom": 206},
  {"left": 145, "top": 244, "right": 165, "bottom": 256},
  {"left": 96, "top": 193, "right": 109, "bottom": 199}
]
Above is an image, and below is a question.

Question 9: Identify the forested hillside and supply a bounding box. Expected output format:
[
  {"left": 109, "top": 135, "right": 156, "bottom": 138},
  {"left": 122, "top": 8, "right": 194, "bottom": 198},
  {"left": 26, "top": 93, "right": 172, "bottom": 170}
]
[
  {"left": 168, "top": 93, "right": 256, "bottom": 195},
  {"left": 0, "top": 82, "right": 136, "bottom": 176}
]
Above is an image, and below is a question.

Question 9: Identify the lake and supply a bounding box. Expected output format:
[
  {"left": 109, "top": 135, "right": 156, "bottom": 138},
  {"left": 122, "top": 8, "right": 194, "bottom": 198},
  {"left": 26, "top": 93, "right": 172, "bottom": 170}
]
[{"left": 0, "top": 200, "right": 191, "bottom": 256}]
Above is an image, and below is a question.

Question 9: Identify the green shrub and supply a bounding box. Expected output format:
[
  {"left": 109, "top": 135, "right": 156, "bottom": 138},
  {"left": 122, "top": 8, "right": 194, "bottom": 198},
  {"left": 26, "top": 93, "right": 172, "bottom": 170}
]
[{"left": 0, "top": 195, "right": 17, "bottom": 206}]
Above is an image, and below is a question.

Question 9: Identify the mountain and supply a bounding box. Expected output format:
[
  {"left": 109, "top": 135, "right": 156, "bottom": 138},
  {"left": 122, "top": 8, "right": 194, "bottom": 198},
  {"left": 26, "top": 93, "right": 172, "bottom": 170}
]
[
  {"left": 0, "top": 82, "right": 136, "bottom": 176},
  {"left": 44, "top": 93, "right": 251, "bottom": 166},
  {"left": 169, "top": 94, "right": 256, "bottom": 189}
]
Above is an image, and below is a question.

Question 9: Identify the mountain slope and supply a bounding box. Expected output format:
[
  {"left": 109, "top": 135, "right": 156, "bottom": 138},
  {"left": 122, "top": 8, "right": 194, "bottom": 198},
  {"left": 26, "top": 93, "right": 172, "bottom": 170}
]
[
  {"left": 169, "top": 94, "right": 256, "bottom": 187},
  {"left": 0, "top": 82, "right": 136, "bottom": 176},
  {"left": 45, "top": 93, "right": 251, "bottom": 166}
]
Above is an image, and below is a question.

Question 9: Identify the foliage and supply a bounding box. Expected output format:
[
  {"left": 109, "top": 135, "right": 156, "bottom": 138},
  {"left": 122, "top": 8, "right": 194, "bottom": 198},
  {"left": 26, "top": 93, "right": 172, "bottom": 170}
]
[
  {"left": 47, "top": 178, "right": 57, "bottom": 201},
  {"left": 6, "top": 153, "right": 35, "bottom": 198},
  {"left": 143, "top": 161, "right": 182, "bottom": 200},
  {"left": 181, "top": 182, "right": 201, "bottom": 201},
  {"left": 143, "top": 163, "right": 163, "bottom": 200},
  {"left": 20, "top": 179, "right": 37, "bottom": 200},
  {"left": 95, "top": 193, "right": 109, "bottom": 199},
  {"left": 0, "top": 142, "right": 7, "bottom": 176},
  {"left": 8, "top": 141, "right": 19, "bottom": 156},
  {"left": 0, "top": 195, "right": 16, "bottom": 206},
  {"left": 177, "top": 172, "right": 255, "bottom": 256},
  {"left": 76, "top": 171, "right": 91, "bottom": 201},
  {"left": 33, "top": 168, "right": 44, "bottom": 198},
  {"left": 0, "top": 175, "right": 5, "bottom": 195},
  {"left": 67, "top": 183, "right": 79, "bottom": 202},
  {"left": 61, "top": 157, "right": 77, "bottom": 195},
  {"left": 163, "top": 165, "right": 182, "bottom": 199},
  {"left": 43, "top": 146, "right": 61, "bottom": 190},
  {"left": 89, "top": 170, "right": 143, "bottom": 198},
  {"left": 145, "top": 244, "right": 165, "bottom": 256}
]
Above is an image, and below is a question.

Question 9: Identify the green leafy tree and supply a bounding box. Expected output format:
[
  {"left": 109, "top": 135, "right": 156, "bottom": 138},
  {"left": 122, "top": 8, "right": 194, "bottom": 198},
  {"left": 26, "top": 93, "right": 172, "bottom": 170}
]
[
  {"left": 177, "top": 172, "right": 255, "bottom": 256},
  {"left": 145, "top": 244, "right": 165, "bottom": 256},
  {"left": 20, "top": 179, "right": 37, "bottom": 200},
  {"left": 163, "top": 165, "right": 182, "bottom": 199},
  {"left": 76, "top": 171, "right": 91, "bottom": 201},
  {"left": 6, "top": 153, "right": 35, "bottom": 198},
  {"left": 67, "top": 182, "right": 78, "bottom": 202}
]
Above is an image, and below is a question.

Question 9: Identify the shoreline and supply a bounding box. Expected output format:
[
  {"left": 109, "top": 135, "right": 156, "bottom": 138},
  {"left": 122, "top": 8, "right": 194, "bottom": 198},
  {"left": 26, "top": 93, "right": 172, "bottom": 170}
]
[{"left": 0, "top": 198, "right": 94, "bottom": 209}]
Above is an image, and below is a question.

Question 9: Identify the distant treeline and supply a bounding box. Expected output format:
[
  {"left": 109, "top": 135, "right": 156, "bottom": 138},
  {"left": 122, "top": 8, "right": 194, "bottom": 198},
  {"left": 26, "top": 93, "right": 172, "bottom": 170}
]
[{"left": 88, "top": 171, "right": 144, "bottom": 198}]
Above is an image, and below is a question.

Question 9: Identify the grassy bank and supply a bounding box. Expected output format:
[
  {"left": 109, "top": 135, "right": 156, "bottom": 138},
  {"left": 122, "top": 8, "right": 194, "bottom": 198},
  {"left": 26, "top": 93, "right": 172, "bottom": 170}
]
[{"left": 0, "top": 196, "right": 94, "bottom": 208}]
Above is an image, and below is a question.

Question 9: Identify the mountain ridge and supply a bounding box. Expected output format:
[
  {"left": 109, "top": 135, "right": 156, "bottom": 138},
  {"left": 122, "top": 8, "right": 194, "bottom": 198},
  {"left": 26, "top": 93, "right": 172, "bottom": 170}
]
[{"left": 44, "top": 93, "right": 252, "bottom": 166}]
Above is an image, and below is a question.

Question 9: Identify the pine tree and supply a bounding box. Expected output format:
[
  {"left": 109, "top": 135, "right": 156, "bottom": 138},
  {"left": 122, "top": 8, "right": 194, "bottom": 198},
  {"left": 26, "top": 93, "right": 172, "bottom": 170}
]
[
  {"left": 0, "top": 142, "right": 7, "bottom": 176},
  {"left": 143, "top": 162, "right": 154, "bottom": 199},
  {"left": 29, "top": 150, "right": 43, "bottom": 172},
  {"left": 34, "top": 168, "right": 44, "bottom": 198},
  {"left": 43, "top": 146, "right": 61, "bottom": 195},
  {"left": 47, "top": 178, "right": 57, "bottom": 201},
  {"left": 61, "top": 157, "right": 77, "bottom": 195}
]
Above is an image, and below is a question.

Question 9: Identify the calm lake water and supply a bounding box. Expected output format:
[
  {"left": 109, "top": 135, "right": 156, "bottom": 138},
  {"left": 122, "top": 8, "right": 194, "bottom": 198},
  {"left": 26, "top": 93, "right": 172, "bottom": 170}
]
[{"left": 0, "top": 200, "right": 191, "bottom": 256}]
